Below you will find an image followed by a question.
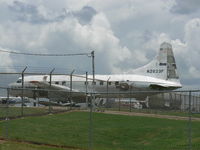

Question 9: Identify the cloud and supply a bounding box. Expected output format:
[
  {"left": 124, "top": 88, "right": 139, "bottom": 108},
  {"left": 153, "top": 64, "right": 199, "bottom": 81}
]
[
  {"left": 189, "top": 66, "right": 200, "bottom": 79},
  {"left": 170, "top": 0, "right": 200, "bottom": 14},
  {"left": 73, "top": 6, "right": 97, "bottom": 25},
  {"left": 36, "top": 12, "right": 131, "bottom": 73},
  {"left": 0, "top": 53, "right": 14, "bottom": 72},
  {"left": 0, "top": 0, "right": 200, "bottom": 88},
  {"left": 184, "top": 18, "right": 200, "bottom": 51},
  {"left": 0, "top": 1, "right": 132, "bottom": 74},
  {"left": 160, "top": 18, "right": 200, "bottom": 84},
  {"left": 6, "top": 1, "right": 97, "bottom": 26},
  {"left": 183, "top": 18, "right": 200, "bottom": 78},
  {"left": 120, "top": 16, "right": 200, "bottom": 85},
  {"left": 8, "top": 1, "right": 66, "bottom": 23}
]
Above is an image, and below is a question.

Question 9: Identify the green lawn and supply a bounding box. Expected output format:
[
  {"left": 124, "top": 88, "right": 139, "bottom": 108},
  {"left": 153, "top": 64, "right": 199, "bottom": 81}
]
[
  {"left": 0, "top": 106, "right": 70, "bottom": 119},
  {"left": 0, "top": 111, "right": 200, "bottom": 150}
]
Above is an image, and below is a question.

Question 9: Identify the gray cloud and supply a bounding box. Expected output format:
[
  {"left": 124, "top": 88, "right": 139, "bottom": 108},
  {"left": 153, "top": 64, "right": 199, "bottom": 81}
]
[
  {"left": 171, "top": 0, "right": 200, "bottom": 14},
  {"left": 8, "top": 1, "right": 97, "bottom": 25},
  {"left": 73, "top": 6, "right": 97, "bottom": 25},
  {"left": 8, "top": 1, "right": 47, "bottom": 23}
]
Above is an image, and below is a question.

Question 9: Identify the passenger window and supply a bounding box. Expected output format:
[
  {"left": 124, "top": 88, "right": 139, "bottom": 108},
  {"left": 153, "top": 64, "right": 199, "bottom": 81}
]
[
  {"left": 62, "top": 81, "right": 66, "bottom": 85},
  {"left": 159, "top": 63, "right": 167, "bottom": 66},
  {"left": 55, "top": 81, "right": 59, "bottom": 85},
  {"left": 100, "top": 81, "right": 104, "bottom": 85}
]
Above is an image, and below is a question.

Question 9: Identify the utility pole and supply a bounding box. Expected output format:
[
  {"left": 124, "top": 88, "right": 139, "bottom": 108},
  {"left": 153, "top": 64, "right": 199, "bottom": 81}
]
[{"left": 89, "top": 51, "right": 95, "bottom": 150}]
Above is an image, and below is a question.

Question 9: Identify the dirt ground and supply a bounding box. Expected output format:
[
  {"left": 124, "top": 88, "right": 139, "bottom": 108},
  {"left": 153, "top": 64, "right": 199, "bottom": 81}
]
[
  {"left": 0, "top": 139, "right": 6, "bottom": 144},
  {"left": 101, "top": 110, "right": 200, "bottom": 121}
]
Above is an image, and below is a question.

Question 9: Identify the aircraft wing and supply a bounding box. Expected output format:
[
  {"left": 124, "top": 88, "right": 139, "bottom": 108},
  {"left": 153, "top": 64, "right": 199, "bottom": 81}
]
[{"left": 29, "top": 81, "right": 86, "bottom": 102}]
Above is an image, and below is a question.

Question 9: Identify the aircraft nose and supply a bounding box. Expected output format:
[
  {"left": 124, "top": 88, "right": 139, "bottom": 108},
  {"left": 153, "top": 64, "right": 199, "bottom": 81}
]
[{"left": 9, "top": 82, "right": 20, "bottom": 89}]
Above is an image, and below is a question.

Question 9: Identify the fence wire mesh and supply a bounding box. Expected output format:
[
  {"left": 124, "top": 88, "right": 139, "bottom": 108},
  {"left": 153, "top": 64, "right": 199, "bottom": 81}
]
[{"left": 0, "top": 72, "right": 200, "bottom": 150}]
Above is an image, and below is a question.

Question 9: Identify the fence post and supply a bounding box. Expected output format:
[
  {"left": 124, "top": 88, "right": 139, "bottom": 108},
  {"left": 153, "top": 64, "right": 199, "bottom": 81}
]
[
  {"left": 21, "top": 67, "right": 27, "bottom": 117},
  {"left": 89, "top": 94, "right": 93, "bottom": 150},
  {"left": 198, "top": 94, "right": 200, "bottom": 112},
  {"left": 49, "top": 68, "right": 55, "bottom": 113},
  {"left": 195, "top": 95, "right": 197, "bottom": 112},
  {"left": 180, "top": 94, "right": 182, "bottom": 111},
  {"left": 118, "top": 97, "right": 121, "bottom": 111},
  {"left": 169, "top": 93, "right": 173, "bottom": 109},
  {"left": 184, "top": 95, "right": 187, "bottom": 111},
  {"left": 129, "top": 86, "right": 132, "bottom": 112},
  {"left": 106, "top": 77, "right": 110, "bottom": 111},
  {"left": 70, "top": 70, "right": 75, "bottom": 110},
  {"left": 5, "top": 88, "right": 10, "bottom": 139},
  {"left": 37, "top": 97, "right": 39, "bottom": 107},
  {"left": 188, "top": 91, "right": 192, "bottom": 150},
  {"left": 85, "top": 72, "right": 88, "bottom": 109}
]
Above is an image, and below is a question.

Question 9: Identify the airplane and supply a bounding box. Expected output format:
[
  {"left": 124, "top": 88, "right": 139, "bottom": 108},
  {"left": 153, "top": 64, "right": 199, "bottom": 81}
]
[{"left": 9, "top": 42, "right": 182, "bottom": 104}]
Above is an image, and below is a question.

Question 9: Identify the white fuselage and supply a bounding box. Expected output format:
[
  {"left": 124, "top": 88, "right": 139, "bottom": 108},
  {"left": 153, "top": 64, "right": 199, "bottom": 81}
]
[{"left": 9, "top": 74, "right": 182, "bottom": 102}]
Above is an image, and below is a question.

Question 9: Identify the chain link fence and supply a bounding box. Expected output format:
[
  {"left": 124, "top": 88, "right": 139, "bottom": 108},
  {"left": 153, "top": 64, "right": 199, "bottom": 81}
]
[{"left": 0, "top": 72, "right": 200, "bottom": 150}]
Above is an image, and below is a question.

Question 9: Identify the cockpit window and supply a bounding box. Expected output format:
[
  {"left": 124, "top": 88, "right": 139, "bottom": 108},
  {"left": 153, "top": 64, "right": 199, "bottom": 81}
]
[{"left": 16, "top": 79, "right": 22, "bottom": 83}]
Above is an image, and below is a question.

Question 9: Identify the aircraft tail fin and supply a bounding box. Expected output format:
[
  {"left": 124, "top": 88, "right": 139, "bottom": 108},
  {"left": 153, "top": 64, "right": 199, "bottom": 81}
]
[{"left": 132, "top": 42, "right": 180, "bottom": 81}]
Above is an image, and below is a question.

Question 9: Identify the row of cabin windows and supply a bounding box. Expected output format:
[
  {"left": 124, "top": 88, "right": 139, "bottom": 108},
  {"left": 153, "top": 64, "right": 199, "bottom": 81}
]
[
  {"left": 48, "top": 81, "right": 66, "bottom": 85},
  {"left": 50, "top": 81, "right": 120, "bottom": 86},
  {"left": 84, "top": 81, "right": 119, "bottom": 86},
  {"left": 17, "top": 80, "right": 123, "bottom": 86}
]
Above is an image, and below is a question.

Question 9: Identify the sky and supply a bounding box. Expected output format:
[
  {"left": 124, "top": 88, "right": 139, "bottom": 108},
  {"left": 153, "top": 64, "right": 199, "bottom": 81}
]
[{"left": 0, "top": 0, "right": 200, "bottom": 88}]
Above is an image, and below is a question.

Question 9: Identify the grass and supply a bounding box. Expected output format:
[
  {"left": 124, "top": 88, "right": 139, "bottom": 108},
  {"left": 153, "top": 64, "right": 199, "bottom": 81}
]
[
  {"left": 0, "top": 106, "right": 69, "bottom": 119},
  {"left": 0, "top": 107, "right": 48, "bottom": 118},
  {"left": 0, "top": 111, "right": 200, "bottom": 150},
  {"left": 1, "top": 105, "right": 200, "bottom": 120}
]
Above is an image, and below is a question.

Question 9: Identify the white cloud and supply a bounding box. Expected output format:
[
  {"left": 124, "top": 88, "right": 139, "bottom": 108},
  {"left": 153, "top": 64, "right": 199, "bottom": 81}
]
[
  {"left": 0, "top": 2, "right": 132, "bottom": 73},
  {"left": 0, "top": 0, "right": 200, "bottom": 87},
  {"left": 189, "top": 66, "right": 200, "bottom": 79},
  {"left": 162, "top": 18, "right": 200, "bottom": 83},
  {"left": 185, "top": 18, "right": 200, "bottom": 52},
  {"left": 0, "top": 46, "right": 15, "bottom": 72}
]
